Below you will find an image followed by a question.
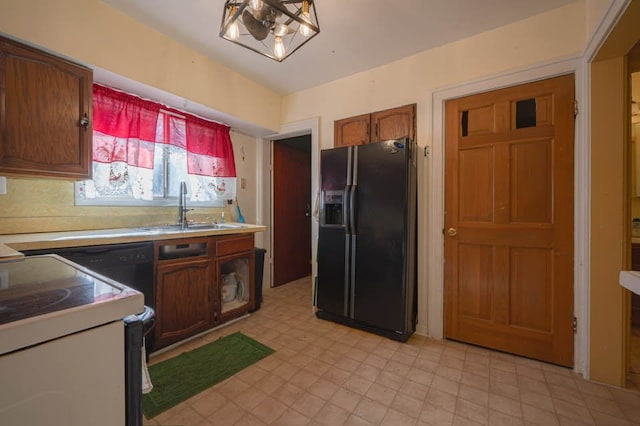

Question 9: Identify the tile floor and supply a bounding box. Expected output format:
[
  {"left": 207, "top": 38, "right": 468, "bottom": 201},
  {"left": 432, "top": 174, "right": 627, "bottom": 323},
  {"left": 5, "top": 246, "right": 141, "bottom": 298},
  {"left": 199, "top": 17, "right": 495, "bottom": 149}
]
[{"left": 144, "top": 277, "right": 640, "bottom": 425}]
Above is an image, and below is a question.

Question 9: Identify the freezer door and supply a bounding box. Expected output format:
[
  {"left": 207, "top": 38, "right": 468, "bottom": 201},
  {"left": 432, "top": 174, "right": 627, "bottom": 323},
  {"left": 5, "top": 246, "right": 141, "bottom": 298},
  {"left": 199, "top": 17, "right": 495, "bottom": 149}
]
[
  {"left": 352, "top": 140, "right": 412, "bottom": 333},
  {"left": 317, "top": 146, "right": 352, "bottom": 316}
]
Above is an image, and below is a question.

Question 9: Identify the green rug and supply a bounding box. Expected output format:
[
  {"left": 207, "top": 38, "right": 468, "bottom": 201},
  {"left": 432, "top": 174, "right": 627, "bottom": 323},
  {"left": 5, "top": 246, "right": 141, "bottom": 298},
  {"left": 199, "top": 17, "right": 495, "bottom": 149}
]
[{"left": 142, "top": 332, "right": 275, "bottom": 418}]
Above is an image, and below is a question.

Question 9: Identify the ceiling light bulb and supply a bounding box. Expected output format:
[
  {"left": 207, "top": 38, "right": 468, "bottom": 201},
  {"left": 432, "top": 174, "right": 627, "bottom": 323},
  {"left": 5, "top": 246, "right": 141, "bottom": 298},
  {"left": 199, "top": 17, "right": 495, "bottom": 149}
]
[
  {"left": 273, "top": 23, "right": 290, "bottom": 37},
  {"left": 299, "top": 1, "right": 312, "bottom": 37},
  {"left": 227, "top": 21, "right": 240, "bottom": 40},
  {"left": 300, "top": 20, "right": 311, "bottom": 37},
  {"left": 274, "top": 36, "right": 286, "bottom": 60},
  {"left": 251, "top": 0, "right": 263, "bottom": 10},
  {"left": 226, "top": 6, "right": 240, "bottom": 40}
]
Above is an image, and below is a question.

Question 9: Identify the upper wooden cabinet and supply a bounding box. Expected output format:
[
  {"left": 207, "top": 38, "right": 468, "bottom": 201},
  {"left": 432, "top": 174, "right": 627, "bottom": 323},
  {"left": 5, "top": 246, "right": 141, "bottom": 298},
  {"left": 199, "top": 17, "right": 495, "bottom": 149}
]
[
  {"left": 0, "top": 36, "right": 92, "bottom": 179},
  {"left": 334, "top": 113, "right": 371, "bottom": 147},
  {"left": 334, "top": 104, "right": 416, "bottom": 147}
]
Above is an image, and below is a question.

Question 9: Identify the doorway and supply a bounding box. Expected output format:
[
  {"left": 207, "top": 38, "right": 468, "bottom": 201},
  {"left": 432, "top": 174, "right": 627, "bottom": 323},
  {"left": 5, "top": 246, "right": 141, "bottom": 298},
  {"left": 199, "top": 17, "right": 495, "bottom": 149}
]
[
  {"left": 271, "top": 135, "right": 312, "bottom": 287},
  {"left": 443, "top": 74, "right": 576, "bottom": 366},
  {"left": 628, "top": 41, "right": 640, "bottom": 388}
]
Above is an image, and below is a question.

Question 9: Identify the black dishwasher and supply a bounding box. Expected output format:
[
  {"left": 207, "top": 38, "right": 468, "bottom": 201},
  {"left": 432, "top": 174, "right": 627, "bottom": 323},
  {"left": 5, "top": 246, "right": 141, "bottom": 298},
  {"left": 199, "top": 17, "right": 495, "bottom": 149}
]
[{"left": 23, "top": 242, "right": 156, "bottom": 352}]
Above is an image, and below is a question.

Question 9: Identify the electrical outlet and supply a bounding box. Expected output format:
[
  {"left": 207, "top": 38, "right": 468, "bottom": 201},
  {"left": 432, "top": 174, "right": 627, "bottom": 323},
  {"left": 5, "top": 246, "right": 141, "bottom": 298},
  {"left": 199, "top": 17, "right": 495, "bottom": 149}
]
[
  {"left": 0, "top": 177, "right": 6, "bottom": 195},
  {"left": 241, "top": 177, "right": 247, "bottom": 189}
]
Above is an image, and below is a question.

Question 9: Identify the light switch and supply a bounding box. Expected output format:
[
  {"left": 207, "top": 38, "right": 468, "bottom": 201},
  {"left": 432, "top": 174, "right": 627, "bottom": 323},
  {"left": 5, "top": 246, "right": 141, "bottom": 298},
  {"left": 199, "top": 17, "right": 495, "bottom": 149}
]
[
  {"left": 241, "top": 178, "right": 247, "bottom": 189},
  {"left": 0, "top": 177, "right": 6, "bottom": 195}
]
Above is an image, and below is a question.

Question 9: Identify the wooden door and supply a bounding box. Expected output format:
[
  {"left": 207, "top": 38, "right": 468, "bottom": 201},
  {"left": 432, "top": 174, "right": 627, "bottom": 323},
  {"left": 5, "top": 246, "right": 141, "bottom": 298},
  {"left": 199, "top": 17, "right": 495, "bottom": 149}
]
[
  {"left": 372, "top": 104, "right": 415, "bottom": 143},
  {"left": 444, "top": 74, "right": 575, "bottom": 366},
  {"left": 273, "top": 137, "right": 312, "bottom": 286},
  {"left": 334, "top": 113, "right": 370, "bottom": 147}
]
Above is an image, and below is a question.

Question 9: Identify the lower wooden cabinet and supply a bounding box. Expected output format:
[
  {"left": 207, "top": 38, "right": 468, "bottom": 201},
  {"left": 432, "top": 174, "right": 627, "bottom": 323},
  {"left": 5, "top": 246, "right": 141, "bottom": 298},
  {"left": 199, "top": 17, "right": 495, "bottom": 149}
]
[
  {"left": 153, "top": 233, "right": 257, "bottom": 350},
  {"left": 154, "top": 257, "right": 214, "bottom": 349},
  {"left": 217, "top": 250, "right": 255, "bottom": 324}
]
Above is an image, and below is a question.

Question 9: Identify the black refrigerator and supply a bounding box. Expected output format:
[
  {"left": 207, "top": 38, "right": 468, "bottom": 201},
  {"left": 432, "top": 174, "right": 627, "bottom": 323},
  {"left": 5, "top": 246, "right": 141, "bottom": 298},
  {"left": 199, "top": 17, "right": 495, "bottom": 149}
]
[{"left": 315, "top": 138, "right": 417, "bottom": 341}]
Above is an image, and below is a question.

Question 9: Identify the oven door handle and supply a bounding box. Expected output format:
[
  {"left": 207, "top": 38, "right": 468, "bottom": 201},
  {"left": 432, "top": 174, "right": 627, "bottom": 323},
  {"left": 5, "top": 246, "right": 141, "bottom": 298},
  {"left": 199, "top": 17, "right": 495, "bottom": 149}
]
[{"left": 137, "top": 306, "right": 156, "bottom": 336}]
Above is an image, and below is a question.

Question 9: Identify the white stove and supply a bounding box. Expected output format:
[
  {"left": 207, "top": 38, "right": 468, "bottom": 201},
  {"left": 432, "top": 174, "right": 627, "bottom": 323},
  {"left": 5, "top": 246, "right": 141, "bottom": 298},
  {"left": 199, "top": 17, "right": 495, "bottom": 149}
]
[{"left": 0, "top": 254, "right": 145, "bottom": 426}]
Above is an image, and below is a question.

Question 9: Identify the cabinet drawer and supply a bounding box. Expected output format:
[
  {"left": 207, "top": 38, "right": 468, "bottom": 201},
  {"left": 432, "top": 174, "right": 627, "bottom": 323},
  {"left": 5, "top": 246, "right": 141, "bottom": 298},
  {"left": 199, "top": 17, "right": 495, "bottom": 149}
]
[{"left": 216, "top": 235, "right": 253, "bottom": 256}]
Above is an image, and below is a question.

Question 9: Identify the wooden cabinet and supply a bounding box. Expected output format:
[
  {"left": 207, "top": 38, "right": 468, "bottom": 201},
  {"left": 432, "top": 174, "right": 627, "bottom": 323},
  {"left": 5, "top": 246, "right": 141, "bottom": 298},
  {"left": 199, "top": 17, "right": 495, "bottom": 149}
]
[
  {"left": 152, "top": 234, "right": 256, "bottom": 350},
  {"left": 0, "top": 35, "right": 92, "bottom": 179},
  {"left": 334, "top": 104, "right": 415, "bottom": 147},
  {"left": 154, "top": 238, "right": 214, "bottom": 349},
  {"left": 334, "top": 113, "right": 371, "bottom": 147},
  {"left": 215, "top": 234, "right": 255, "bottom": 323}
]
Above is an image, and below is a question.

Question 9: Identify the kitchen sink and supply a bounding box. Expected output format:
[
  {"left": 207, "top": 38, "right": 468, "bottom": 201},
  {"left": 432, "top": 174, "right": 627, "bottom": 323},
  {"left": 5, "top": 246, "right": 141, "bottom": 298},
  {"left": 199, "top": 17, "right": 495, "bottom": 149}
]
[{"left": 135, "top": 223, "right": 246, "bottom": 233}]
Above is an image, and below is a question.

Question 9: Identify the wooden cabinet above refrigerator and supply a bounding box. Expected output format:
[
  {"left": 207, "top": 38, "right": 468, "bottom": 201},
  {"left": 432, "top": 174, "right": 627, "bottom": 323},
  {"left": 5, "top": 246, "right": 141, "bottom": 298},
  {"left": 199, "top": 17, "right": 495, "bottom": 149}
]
[{"left": 334, "top": 104, "right": 415, "bottom": 147}]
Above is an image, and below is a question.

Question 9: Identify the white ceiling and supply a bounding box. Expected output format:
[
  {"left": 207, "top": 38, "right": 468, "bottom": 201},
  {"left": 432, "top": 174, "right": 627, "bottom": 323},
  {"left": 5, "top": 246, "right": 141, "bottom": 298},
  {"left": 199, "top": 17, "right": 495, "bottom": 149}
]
[{"left": 101, "top": 0, "right": 576, "bottom": 95}]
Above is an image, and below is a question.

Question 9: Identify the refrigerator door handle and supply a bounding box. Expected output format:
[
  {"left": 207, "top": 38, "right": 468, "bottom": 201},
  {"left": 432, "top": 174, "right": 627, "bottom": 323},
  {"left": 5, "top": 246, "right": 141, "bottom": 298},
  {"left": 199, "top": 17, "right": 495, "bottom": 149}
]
[
  {"left": 349, "top": 235, "right": 356, "bottom": 319},
  {"left": 345, "top": 146, "right": 354, "bottom": 232},
  {"left": 349, "top": 185, "right": 357, "bottom": 233},
  {"left": 350, "top": 145, "right": 358, "bottom": 233},
  {"left": 347, "top": 146, "right": 353, "bottom": 186},
  {"left": 344, "top": 185, "right": 351, "bottom": 231},
  {"left": 344, "top": 234, "right": 351, "bottom": 317}
]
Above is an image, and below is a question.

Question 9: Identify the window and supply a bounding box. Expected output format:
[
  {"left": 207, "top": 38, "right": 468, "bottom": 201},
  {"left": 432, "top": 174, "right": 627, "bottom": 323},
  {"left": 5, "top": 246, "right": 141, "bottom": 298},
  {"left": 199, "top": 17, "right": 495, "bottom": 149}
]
[{"left": 76, "top": 84, "right": 236, "bottom": 207}]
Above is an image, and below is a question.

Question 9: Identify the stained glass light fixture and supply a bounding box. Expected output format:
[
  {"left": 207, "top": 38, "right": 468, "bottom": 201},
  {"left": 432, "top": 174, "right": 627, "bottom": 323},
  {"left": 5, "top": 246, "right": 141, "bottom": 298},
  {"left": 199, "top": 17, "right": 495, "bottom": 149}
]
[{"left": 220, "top": 0, "right": 320, "bottom": 62}]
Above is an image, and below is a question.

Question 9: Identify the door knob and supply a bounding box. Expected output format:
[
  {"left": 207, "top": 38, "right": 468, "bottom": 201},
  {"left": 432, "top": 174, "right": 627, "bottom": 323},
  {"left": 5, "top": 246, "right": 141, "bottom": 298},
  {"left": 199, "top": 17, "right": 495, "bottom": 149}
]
[{"left": 447, "top": 228, "right": 457, "bottom": 236}]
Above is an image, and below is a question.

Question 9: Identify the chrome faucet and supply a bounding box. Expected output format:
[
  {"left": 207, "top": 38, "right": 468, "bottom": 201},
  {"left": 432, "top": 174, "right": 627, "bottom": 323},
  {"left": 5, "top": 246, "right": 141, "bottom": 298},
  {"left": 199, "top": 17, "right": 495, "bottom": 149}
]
[{"left": 178, "top": 181, "right": 193, "bottom": 230}]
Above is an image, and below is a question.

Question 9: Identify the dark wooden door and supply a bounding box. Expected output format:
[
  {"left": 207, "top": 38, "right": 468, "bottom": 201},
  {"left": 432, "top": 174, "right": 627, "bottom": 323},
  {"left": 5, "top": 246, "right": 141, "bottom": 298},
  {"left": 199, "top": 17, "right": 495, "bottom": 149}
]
[
  {"left": 444, "top": 74, "right": 575, "bottom": 366},
  {"left": 273, "top": 137, "right": 312, "bottom": 286}
]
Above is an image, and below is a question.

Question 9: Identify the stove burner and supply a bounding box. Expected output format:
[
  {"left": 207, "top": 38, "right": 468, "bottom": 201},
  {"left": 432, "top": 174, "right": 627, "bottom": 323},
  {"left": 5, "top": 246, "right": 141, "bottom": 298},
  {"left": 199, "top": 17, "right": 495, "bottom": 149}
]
[{"left": 0, "top": 277, "right": 98, "bottom": 325}]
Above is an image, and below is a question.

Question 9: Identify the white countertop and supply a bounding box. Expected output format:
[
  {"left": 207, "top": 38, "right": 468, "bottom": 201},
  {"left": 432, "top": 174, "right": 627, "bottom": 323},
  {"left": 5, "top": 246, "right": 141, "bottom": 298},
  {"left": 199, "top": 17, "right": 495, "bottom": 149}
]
[
  {"left": 0, "top": 255, "right": 144, "bottom": 355},
  {"left": 620, "top": 270, "right": 640, "bottom": 296},
  {"left": 0, "top": 222, "right": 266, "bottom": 253}
]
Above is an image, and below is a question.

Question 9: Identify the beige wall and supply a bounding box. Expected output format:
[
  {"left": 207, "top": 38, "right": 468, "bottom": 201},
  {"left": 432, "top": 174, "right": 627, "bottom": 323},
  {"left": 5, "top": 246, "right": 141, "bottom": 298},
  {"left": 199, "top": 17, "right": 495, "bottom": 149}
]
[
  {"left": 588, "top": 0, "right": 640, "bottom": 386},
  {"left": 282, "top": 2, "right": 586, "bottom": 151},
  {"left": 0, "top": 0, "right": 281, "bottom": 132},
  {"left": 231, "top": 131, "right": 259, "bottom": 224},
  {"left": 586, "top": 0, "right": 616, "bottom": 40},
  {"left": 0, "top": 0, "right": 274, "bottom": 234},
  {"left": 590, "top": 57, "right": 629, "bottom": 386}
]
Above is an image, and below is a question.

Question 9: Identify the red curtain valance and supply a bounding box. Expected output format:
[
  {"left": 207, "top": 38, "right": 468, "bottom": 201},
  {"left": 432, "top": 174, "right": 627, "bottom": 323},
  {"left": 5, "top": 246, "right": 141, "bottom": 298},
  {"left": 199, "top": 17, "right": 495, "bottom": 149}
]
[
  {"left": 186, "top": 115, "right": 236, "bottom": 177},
  {"left": 92, "top": 84, "right": 236, "bottom": 178},
  {"left": 93, "top": 84, "right": 160, "bottom": 141}
]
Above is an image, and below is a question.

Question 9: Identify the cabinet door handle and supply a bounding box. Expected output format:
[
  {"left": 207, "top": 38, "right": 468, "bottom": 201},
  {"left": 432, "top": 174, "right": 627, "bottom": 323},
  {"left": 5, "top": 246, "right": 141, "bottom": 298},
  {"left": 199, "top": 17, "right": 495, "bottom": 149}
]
[{"left": 79, "top": 113, "right": 89, "bottom": 129}]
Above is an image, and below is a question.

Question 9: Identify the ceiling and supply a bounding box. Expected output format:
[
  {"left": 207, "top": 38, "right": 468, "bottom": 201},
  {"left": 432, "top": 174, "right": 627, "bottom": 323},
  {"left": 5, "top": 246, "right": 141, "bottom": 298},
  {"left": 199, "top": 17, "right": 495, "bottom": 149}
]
[{"left": 101, "top": 0, "right": 576, "bottom": 95}]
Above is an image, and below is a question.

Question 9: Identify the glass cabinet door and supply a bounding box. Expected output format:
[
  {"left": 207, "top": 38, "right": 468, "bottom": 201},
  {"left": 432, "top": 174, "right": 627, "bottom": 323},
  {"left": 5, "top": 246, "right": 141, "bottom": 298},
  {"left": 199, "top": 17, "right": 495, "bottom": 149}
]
[{"left": 217, "top": 250, "right": 255, "bottom": 319}]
